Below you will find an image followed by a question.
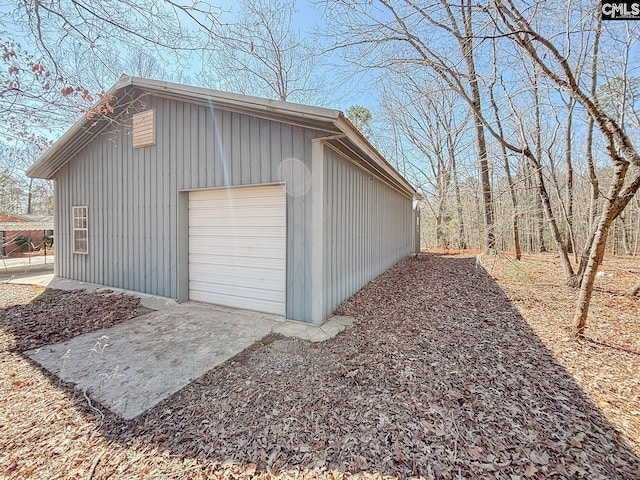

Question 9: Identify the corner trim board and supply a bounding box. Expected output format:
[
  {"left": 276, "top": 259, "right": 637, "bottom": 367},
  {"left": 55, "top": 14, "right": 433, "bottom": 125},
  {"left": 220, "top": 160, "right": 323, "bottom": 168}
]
[{"left": 310, "top": 138, "right": 325, "bottom": 324}]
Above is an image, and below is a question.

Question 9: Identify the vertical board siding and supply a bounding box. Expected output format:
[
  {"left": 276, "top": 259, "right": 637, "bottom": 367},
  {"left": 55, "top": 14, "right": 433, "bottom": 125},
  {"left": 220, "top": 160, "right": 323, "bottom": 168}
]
[
  {"left": 322, "top": 148, "right": 414, "bottom": 318},
  {"left": 54, "top": 96, "right": 315, "bottom": 322}
]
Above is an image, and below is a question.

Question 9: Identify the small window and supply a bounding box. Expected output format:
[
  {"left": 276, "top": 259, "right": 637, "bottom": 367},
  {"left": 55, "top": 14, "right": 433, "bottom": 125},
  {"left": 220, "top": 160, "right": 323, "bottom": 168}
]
[
  {"left": 72, "top": 206, "right": 88, "bottom": 254},
  {"left": 132, "top": 109, "right": 155, "bottom": 148}
]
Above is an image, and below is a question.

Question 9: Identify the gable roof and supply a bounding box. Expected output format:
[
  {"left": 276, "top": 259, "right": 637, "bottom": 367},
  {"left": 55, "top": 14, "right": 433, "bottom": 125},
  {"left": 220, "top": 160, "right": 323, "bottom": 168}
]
[{"left": 27, "top": 76, "right": 417, "bottom": 197}]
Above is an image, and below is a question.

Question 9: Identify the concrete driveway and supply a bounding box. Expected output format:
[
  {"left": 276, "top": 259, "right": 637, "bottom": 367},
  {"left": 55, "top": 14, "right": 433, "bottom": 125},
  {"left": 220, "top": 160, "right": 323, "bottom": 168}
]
[
  {"left": 22, "top": 280, "right": 353, "bottom": 420},
  {"left": 26, "top": 303, "right": 282, "bottom": 419}
]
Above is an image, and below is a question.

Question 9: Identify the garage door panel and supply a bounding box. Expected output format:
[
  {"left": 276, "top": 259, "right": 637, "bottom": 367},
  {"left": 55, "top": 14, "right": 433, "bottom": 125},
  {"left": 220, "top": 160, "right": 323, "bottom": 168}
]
[
  {"left": 189, "top": 186, "right": 284, "bottom": 199},
  {"left": 189, "top": 198, "right": 284, "bottom": 209},
  {"left": 189, "top": 237, "right": 285, "bottom": 258},
  {"left": 190, "top": 280, "right": 283, "bottom": 303},
  {"left": 189, "top": 226, "right": 285, "bottom": 237},
  {"left": 189, "top": 221, "right": 286, "bottom": 231},
  {"left": 189, "top": 254, "right": 284, "bottom": 270},
  {"left": 189, "top": 264, "right": 285, "bottom": 290},
  {"left": 189, "top": 289, "right": 283, "bottom": 314},
  {"left": 189, "top": 213, "right": 285, "bottom": 226},
  {"left": 189, "top": 236, "right": 285, "bottom": 248},
  {"left": 188, "top": 203, "right": 284, "bottom": 217},
  {"left": 189, "top": 194, "right": 285, "bottom": 208},
  {"left": 188, "top": 185, "right": 286, "bottom": 316},
  {"left": 189, "top": 237, "right": 285, "bottom": 259}
]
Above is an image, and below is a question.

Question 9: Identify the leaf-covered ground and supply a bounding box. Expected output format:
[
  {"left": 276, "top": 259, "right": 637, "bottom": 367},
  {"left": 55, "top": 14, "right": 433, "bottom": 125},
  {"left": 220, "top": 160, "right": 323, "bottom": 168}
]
[
  {"left": 0, "top": 288, "right": 152, "bottom": 352},
  {"left": 0, "top": 254, "right": 638, "bottom": 479},
  {"left": 484, "top": 252, "right": 640, "bottom": 460}
]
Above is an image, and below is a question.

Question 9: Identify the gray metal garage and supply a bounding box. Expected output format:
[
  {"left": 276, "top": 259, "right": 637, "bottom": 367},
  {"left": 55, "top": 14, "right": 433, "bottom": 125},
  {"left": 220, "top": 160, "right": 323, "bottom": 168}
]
[{"left": 27, "top": 76, "right": 420, "bottom": 324}]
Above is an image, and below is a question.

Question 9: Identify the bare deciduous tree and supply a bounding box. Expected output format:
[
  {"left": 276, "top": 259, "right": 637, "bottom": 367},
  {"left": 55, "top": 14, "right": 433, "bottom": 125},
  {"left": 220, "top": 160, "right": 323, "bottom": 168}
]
[
  {"left": 380, "top": 74, "right": 471, "bottom": 249},
  {"left": 323, "top": 0, "right": 496, "bottom": 250},
  {"left": 488, "top": 41, "right": 521, "bottom": 259},
  {"left": 324, "top": 0, "right": 640, "bottom": 336},
  {"left": 202, "top": 0, "right": 324, "bottom": 103},
  {"left": 488, "top": 0, "right": 640, "bottom": 334}
]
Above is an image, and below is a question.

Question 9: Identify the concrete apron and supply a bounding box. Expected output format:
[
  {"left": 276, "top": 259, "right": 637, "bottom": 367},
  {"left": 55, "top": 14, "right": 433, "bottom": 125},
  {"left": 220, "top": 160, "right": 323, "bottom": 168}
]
[{"left": 25, "top": 291, "right": 353, "bottom": 420}]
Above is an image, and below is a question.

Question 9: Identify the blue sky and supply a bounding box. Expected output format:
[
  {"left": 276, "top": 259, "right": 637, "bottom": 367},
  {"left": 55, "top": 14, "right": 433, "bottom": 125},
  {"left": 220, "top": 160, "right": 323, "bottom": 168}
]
[
  {"left": 0, "top": 0, "right": 385, "bottom": 143},
  {"left": 4, "top": 0, "right": 637, "bottom": 176},
  {"left": 185, "top": 0, "right": 380, "bottom": 112}
]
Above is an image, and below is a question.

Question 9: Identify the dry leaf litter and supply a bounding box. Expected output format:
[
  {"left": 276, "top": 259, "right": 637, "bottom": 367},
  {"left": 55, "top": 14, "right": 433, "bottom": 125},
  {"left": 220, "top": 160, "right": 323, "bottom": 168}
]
[{"left": 0, "top": 253, "right": 638, "bottom": 479}]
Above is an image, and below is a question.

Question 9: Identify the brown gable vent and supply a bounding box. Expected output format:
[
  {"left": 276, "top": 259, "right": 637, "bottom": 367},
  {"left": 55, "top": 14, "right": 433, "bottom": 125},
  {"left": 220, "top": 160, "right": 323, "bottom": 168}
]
[{"left": 132, "top": 109, "right": 155, "bottom": 148}]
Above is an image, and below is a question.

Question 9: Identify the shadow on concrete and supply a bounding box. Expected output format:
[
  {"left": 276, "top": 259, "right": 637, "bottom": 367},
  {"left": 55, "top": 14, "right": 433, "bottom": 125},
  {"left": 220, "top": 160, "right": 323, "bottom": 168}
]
[{"left": 0, "top": 267, "right": 54, "bottom": 287}]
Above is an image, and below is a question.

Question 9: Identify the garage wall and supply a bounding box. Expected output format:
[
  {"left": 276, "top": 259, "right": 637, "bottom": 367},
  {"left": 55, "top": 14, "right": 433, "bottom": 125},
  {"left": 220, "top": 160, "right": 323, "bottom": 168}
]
[
  {"left": 54, "top": 95, "right": 318, "bottom": 322},
  {"left": 322, "top": 147, "right": 414, "bottom": 319}
]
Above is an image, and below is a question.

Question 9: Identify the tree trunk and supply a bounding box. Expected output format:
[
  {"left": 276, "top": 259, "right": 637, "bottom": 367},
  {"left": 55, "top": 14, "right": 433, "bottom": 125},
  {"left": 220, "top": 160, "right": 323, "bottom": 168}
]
[
  {"left": 436, "top": 198, "right": 445, "bottom": 248},
  {"left": 512, "top": 212, "right": 522, "bottom": 259},
  {"left": 570, "top": 21, "right": 602, "bottom": 288},
  {"left": 469, "top": 77, "right": 494, "bottom": 251},
  {"left": 488, "top": 58, "right": 520, "bottom": 259},
  {"left": 450, "top": 142, "right": 467, "bottom": 250},
  {"left": 458, "top": 3, "right": 494, "bottom": 251},
  {"left": 635, "top": 198, "right": 640, "bottom": 256},
  {"left": 570, "top": 227, "right": 597, "bottom": 287},
  {"left": 586, "top": 117, "right": 600, "bottom": 236},
  {"left": 586, "top": 15, "right": 602, "bottom": 242},
  {"left": 619, "top": 214, "right": 632, "bottom": 255},
  {"left": 523, "top": 161, "right": 534, "bottom": 254},
  {"left": 535, "top": 194, "right": 546, "bottom": 252},
  {"left": 574, "top": 161, "right": 629, "bottom": 336},
  {"left": 527, "top": 153, "right": 575, "bottom": 280},
  {"left": 574, "top": 217, "right": 610, "bottom": 336},
  {"left": 500, "top": 150, "right": 522, "bottom": 260},
  {"left": 565, "top": 99, "right": 575, "bottom": 255},
  {"left": 532, "top": 72, "right": 546, "bottom": 253},
  {"left": 27, "top": 177, "right": 34, "bottom": 214},
  {"left": 569, "top": 162, "right": 640, "bottom": 289}
]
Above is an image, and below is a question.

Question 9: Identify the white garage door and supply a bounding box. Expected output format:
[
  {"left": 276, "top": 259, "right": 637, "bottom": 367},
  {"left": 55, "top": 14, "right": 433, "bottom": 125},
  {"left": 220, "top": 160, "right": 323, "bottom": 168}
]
[{"left": 188, "top": 185, "right": 286, "bottom": 315}]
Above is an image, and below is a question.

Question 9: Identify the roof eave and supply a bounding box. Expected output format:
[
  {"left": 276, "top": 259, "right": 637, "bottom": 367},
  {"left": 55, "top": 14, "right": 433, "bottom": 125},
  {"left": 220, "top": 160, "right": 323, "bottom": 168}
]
[
  {"left": 126, "top": 76, "right": 342, "bottom": 123},
  {"left": 27, "top": 77, "right": 130, "bottom": 180},
  {"left": 27, "top": 75, "right": 344, "bottom": 180},
  {"left": 27, "top": 76, "right": 418, "bottom": 198},
  {"left": 333, "top": 115, "right": 417, "bottom": 197}
]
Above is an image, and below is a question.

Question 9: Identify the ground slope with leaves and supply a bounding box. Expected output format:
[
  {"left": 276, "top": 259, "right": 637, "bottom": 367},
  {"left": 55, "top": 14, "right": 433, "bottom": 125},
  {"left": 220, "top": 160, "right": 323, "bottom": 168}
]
[
  {"left": 486, "top": 252, "right": 640, "bottom": 460},
  {"left": 0, "top": 254, "right": 638, "bottom": 479}
]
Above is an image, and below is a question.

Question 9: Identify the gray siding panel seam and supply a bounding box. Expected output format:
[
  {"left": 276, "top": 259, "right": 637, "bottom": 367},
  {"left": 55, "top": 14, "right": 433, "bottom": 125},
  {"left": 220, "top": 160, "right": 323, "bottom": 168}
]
[{"left": 310, "top": 139, "right": 324, "bottom": 324}]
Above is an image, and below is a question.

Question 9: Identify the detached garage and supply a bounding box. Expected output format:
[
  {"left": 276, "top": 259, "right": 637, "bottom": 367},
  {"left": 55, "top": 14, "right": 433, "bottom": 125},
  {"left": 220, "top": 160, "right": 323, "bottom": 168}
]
[{"left": 28, "top": 76, "right": 420, "bottom": 324}]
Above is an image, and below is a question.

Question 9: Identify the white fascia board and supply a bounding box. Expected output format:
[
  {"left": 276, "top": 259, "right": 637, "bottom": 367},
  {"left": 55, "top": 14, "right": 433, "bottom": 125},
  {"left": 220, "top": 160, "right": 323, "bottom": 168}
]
[
  {"left": 27, "top": 75, "right": 344, "bottom": 179},
  {"left": 126, "top": 76, "right": 342, "bottom": 124}
]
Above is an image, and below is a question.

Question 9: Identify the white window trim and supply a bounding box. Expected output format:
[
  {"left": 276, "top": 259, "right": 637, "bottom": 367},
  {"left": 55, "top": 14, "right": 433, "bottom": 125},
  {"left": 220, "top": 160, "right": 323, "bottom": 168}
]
[{"left": 72, "top": 205, "right": 88, "bottom": 254}]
